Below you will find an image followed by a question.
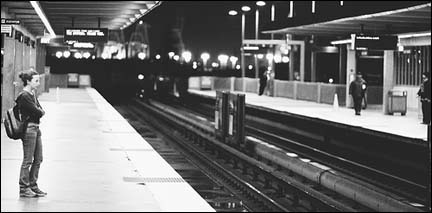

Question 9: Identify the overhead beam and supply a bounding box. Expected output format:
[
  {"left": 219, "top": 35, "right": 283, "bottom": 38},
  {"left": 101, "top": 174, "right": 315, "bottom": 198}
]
[{"left": 8, "top": 8, "right": 37, "bottom": 14}]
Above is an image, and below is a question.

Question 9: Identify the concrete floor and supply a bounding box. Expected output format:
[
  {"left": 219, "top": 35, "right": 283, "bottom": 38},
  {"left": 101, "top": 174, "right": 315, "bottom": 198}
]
[{"left": 1, "top": 88, "right": 214, "bottom": 212}]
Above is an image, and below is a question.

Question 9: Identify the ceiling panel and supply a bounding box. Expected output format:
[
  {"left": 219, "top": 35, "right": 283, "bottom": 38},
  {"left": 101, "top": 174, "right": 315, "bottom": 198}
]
[
  {"left": 1, "top": 1, "right": 160, "bottom": 37},
  {"left": 263, "top": 3, "right": 431, "bottom": 37}
]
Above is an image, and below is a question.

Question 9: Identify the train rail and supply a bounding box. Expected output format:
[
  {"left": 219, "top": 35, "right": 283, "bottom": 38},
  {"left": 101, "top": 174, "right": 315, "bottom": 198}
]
[
  {"left": 126, "top": 97, "right": 425, "bottom": 211},
  {"left": 176, "top": 93, "right": 429, "bottom": 207}
]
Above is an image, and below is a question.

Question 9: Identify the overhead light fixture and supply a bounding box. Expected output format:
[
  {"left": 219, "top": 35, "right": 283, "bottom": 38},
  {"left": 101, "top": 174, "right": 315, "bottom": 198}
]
[
  {"left": 256, "top": 1, "right": 266, "bottom": 6},
  {"left": 129, "top": 17, "right": 136, "bottom": 22},
  {"left": 30, "top": 1, "right": 56, "bottom": 36},
  {"left": 312, "top": 1, "right": 315, "bottom": 13},
  {"left": 243, "top": 46, "right": 259, "bottom": 50},
  {"left": 140, "top": 9, "right": 148, "bottom": 14},
  {"left": 330, "top": 39, "right": 352, "bottom": 45},
  {"left": 398, "top": 32, "right": 431, "bottom": 39},
  {"left": 241, "top": 6, "right": 251, "bottom": 12},
  {"left": 135, "top": 14, "right": 140, "bottom": 18},
  {"left": 228, "top": 10, "right": 238, "bottom": 16}
]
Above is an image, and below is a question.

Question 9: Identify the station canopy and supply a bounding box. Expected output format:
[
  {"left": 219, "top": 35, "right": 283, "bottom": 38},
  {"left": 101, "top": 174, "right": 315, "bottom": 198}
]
[
  {"left": 262, "top": 3, "right": 431, "bottom": 37},
  {"left": 1, "top": 1, "right": 161, "bottom": 37}
]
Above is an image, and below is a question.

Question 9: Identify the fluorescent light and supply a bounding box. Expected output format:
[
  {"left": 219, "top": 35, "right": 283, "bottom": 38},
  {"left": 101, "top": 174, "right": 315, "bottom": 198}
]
[
  {"left": 330, "top": 39, "right": 352, "bottom": 45},
  {"left": 288, "top": 1, "right": 293, "bottom": 18},
  {"left": 30, "top": 1, "right": 56, "bottom": 36},
  {"left": 243, "top": 46, "right": 259, "bottom": 50},
  {"left": 140, "top": 9, "right": 148, "bottom": 14},
  {"left": 312, "top": 1, "right": 315, "bottom": 13},
  {"left": 398, "top": 32, "right": 431, "bottom": 39}
]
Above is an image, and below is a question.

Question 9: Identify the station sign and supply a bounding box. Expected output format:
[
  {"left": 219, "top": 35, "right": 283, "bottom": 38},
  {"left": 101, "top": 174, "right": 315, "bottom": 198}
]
[
  {"left": 352, "top": 34, "right": 397, "bottom": 50},
  {"left": 1, "top": 19, "right": 21, "bottom": 25},
  {"left": 1, "top": 24, "right": 12, "bottom": 36},
  {"left": 72, "top": 42, "right": 95, "bottom": 49},
  {"left": 64, "top": 28, "right": 108, "bottom": 43}
]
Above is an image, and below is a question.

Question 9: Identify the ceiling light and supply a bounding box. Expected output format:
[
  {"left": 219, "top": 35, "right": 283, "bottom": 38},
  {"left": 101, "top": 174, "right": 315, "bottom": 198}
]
[
  {"left": 140, "top": 9, "right": 148, "bottom": 14},
  {"left": 30, "top": 1, "right": 56, "bottom": 36},
  {"left": 256, "top": 1, "right": 266, "bottom": 6},
  {"left": 228, "top": 10, "right": 238, "bottom": 16},
  {"left": 241, "top": 6, "right": 251, "bottom": 12}
]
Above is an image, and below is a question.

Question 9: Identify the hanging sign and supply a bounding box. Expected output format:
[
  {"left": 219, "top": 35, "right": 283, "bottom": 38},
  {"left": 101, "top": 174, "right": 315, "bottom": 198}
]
[
  {"left": 64, "top": 28, "right": 108, "bottom": 43},
  {"left": 353, "top": 34, "right": 397, "bottom": 50},
  {"left": 1, "top": 19, "right": 20, "bottom": 25}
]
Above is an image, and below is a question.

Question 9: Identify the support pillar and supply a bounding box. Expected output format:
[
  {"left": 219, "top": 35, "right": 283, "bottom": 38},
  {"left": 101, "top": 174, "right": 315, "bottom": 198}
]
[
  {"left": 382, "top": 50, "right": 395, "bottom": 114},
  {"left": 345, "top": 44, "right": 356, "bottom": 108}
]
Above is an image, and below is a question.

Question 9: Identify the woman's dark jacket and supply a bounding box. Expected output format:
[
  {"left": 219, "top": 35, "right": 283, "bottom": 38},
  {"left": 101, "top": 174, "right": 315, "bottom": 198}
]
[{"left": 16, "top": 91, "right": 44, "bottom": 124}]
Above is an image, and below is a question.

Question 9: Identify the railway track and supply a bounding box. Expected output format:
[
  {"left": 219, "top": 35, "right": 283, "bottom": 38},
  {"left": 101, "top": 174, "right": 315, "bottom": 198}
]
[
  {"left": 123, "top": 97, "right": 428, "bottom": 211},
  {"left": 174, "top": 93, "right": 428, "bottom": 208},
  {"left": 123, "top": 99, "right": 375, "bottom": 211},
  {"left": 115, "top": 105, "right": 248, "bottom": 212}
]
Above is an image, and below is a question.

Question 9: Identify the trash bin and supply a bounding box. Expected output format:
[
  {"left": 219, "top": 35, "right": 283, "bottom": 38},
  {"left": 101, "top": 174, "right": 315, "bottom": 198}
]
[
  {"left": 78, "top": 75, "right": 91, "bottom": 87},
  {"left": 388, "top": 90, "right": 407, "bottom": 115}
]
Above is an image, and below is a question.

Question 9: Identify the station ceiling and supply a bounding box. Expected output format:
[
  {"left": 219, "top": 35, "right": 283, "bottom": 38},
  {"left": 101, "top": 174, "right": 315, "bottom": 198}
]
[
  {"left": 1, "top": 1, "right": 160, "bottom": 37},
  {"left": 263, "top": 3, "right": 431, "bottom": 37}
]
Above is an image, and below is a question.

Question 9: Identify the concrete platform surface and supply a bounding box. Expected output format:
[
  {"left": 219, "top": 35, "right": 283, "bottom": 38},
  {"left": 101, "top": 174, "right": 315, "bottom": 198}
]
[
  {"left": 1, "top": 88, "right": 214, "bottom": 212},
  {"left": 189, "top": 89, "right": 428, "bottom": 141}
]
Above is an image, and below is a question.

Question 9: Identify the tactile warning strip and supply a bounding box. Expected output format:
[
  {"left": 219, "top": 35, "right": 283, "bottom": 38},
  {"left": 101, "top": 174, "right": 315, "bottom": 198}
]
[{"left": 123, "top": 177, "right": 186, "bottom": 183}]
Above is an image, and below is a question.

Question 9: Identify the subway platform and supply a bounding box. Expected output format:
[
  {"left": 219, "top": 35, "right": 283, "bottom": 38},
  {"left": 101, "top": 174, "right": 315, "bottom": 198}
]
[
  {"left": 188, "top": 89, "right": 428, "bottom": 141},
  {"left": 1, "top": 88, "right": 214, "bottom": 212}
]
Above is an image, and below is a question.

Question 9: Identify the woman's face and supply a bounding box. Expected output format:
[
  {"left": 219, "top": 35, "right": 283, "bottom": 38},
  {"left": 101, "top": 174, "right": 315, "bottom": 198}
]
[{"left": 28, "top": 75, "right": 40, "bottom": 90}]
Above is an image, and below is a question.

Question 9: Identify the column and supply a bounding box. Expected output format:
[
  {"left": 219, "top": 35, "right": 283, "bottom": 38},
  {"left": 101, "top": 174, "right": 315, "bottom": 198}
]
[
  {"left": 345, "top": 44, "right": 356, "bottom": 108},
  {"left": 1, "top": 37, "right": 16, "bottom": 119},
  {"left": 382, "top": 50, "right": 395, "bottom": 114}
]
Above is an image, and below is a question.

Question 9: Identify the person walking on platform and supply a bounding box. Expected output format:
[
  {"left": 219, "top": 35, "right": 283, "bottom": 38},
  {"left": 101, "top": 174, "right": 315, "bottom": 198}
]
[
  {"left": 417, "top": 72, "right": 431, "bottom": 124},
  {"left": 258, "top": 70, "right": 269, "bottom": 96},
  {"left": 16, "top": 69, "right": 47, "bottom": 198},
  {"left": 349, "top": 72, "right": 367, "bottom": 116}
]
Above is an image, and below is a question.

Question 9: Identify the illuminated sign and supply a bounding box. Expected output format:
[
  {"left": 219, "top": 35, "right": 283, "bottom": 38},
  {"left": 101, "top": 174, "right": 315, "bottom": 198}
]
[
  {"left": 72, "top": 42, "right": 95, "bottom": 49},
  {"left": 353, "top": 34, "right": 397, "bottom": 50},
  {"left": 1, "top": 19, "right": 20, "bottom": 25},
  {"left": 41, "top": 37, "right": 51, "bottom": 44},
  {"left": 64, "top": 28, "right": 108, "bottom": 43},
  {"left": 1, "top": 24, "right": 12, "bottom": 36}
]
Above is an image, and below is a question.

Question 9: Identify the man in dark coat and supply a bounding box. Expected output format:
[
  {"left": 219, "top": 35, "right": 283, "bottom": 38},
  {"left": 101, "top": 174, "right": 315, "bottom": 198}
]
[
  {"left": 258, "top": 70, "right": 269, "bottom": 96},
  {"left": 349, "top": 72, "right": 367, "bottom": 115},
  {"left": 418, "top": 72, "right": 431, "bottom": 124}
]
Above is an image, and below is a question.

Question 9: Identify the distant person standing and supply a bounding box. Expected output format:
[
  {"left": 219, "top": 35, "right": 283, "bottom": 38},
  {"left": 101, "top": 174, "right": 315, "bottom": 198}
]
[
  {"left": 349, "top": 72, "right": 367, "bottom": 115},
  {"left": 258, "top": 70, "right": 269, "bottom": 96},
  {"left": 17, "top": 69, "right": 47, "bottom": 197},
  {"left": 417, "top": 72, "right": 431, "bottom": 124}
]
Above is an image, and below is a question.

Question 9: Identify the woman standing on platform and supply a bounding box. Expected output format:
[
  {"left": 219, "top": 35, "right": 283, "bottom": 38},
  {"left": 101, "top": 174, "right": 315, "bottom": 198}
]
[{"left": 16, "top": 69, "right": 47, "bottom": 198}]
